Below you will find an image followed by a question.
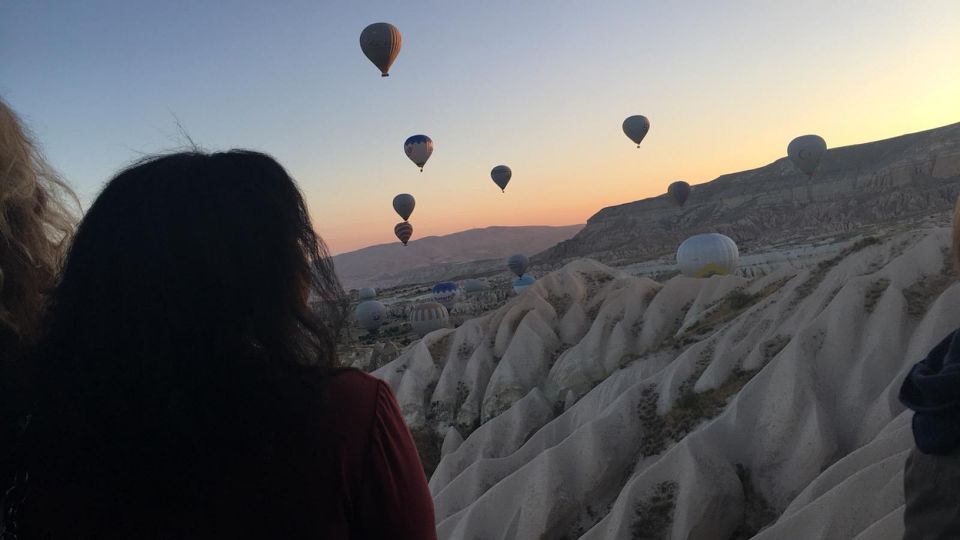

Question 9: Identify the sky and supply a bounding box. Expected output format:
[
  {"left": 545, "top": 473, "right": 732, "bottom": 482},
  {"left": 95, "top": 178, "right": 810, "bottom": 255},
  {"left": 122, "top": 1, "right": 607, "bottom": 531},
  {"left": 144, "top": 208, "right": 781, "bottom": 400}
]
[{"left": 2, "top": 1, "right": 959, "bottom": 254}]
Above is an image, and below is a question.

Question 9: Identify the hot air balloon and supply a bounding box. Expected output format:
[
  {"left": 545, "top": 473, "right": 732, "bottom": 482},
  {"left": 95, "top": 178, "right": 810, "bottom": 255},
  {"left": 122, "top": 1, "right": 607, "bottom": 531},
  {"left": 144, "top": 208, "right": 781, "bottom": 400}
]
[
  {"left": 358, "top": 287, "right": 377, "bottom": 301},
  {"left": 359, "top": 23, "right": 402, "bottom": 77},
  {"left": 432, "top": 281, "right": 460, "bottom": 310},
  {"left": 464, "top": 278, "right": 487, "bottom": 297},
  {"left": 355, "top": 300, "right": 387, "bottom": 332},
  {"left": 404, "top": 135, "right": 433, "bottom": 171},
  {"left": 513, "top": 274, "right": 536, "bottom": 295},
  {"left": 409, "top": 302, "right": 450, "bottom": 337},
  {"left": 668, "top": 181, "right": 691, "bottom": 206},
  {"left": 393, "top": 193, "right": 415, "bottom": 221},
  {"left": 507, "top": 254, "right": 529, "bottom": 278},
  {"left": 676, "top": 233, "right": 739, "bottom": 278},
  {"left": 395, "top": 221, "right": 413, "bottom": 246},
  {"left": 787, "top": 135, "right": 827, "bottom": 176},
  {"left": 622, "top": 115, "right": 650, "bottom": 147},
  {"left": 491, "top": 165, "right": 512, "bottom": 192}
]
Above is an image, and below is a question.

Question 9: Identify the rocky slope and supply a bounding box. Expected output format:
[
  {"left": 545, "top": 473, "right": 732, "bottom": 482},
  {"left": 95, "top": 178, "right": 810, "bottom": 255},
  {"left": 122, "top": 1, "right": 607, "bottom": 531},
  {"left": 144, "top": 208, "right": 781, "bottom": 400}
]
[
  {"left": 333, "top": 225, "right": 583, "bottom": 290},
  {"left": 538, "top": 123, "right": 960, "bottom": 266},
  {"left": 373, "top": 225, "right": 958, "bottom": 539}
]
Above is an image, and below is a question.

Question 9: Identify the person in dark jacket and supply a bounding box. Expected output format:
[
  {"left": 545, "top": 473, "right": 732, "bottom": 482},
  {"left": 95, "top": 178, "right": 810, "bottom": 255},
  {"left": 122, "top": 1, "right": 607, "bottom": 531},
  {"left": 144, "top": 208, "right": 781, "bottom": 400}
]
[
  {"left": 1, "top": 151, "right": 436, "bottom": 539},
  {"left": 0, "top": 97, "right": 77, "bottom": 514},
  {"left": 899, "top": 201, "right": 960, "bottom": 539}
]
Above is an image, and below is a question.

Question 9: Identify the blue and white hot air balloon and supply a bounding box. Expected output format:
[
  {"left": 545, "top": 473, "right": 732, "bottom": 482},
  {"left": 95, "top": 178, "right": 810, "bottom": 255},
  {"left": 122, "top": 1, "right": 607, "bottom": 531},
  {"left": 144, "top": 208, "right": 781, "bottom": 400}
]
[
  {"left": 676, "top": 233, "right": 739, "bottom": 278},
  {"left": 409, "top": 302, "right": 449, "bottom": 337},
  {"left": 432, "top": 281, "right": 459, "bottom": 310},
  {"left": 512, "top": 274, "right": 536, "bottom": 295},
  {"left": 404, "top": 135, "right": 433, "bottom": 171}
]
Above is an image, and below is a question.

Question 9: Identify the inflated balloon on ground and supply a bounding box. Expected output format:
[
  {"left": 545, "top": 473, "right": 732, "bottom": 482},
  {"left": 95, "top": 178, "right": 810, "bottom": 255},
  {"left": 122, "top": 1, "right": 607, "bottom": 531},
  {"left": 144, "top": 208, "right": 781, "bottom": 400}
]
[
  {"left": 359, "top": 23, "right": 402, "bottom": 77},
  {"left": 409, "top": 302, "right": 449, "bottom": 337},
  {"left": 788, "top": 135, "right": 827, "bottom": 176},
  {"left": 432, "top": 281, "right": 460, "bottom": 310},
  {"left": 464, "top": 278, "right": 487, "bottom": 297},
  {"left": 512, "top": 274, "right": 536, "bottom": 294},
  {"left": 393, "top": 193, "right": 415, "bottom": 221},
  {"left": 358, "top": 287, "right": 377, "bottom": 301},
  {"left": 676, "top": 233, "right": 739, "bottom": 277},
  {"left": 355, "top": 300, "right": 387, "bottom": 332},
  {"left": 404, "top": 135, "right": 433, "bottom": 171}
]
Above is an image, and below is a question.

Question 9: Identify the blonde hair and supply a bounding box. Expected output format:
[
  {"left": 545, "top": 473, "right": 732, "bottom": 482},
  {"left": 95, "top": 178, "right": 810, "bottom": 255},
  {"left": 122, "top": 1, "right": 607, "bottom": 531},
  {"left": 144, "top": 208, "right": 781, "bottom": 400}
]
[{"left": 0, "top": 98, "right": 78, "bottom": 341}]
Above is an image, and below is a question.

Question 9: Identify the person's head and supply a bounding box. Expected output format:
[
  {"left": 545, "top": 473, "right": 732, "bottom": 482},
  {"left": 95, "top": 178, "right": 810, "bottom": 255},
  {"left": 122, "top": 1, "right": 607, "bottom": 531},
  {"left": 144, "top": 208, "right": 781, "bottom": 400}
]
[
  {"left": 0, "top": 98, "right": 77, "bottom": 341},
  {"left": 17, "top": 150, "right": 348, "bottom": 537},
  {"left": 40, "top": 150, "right": 346, "bottom": 370}
]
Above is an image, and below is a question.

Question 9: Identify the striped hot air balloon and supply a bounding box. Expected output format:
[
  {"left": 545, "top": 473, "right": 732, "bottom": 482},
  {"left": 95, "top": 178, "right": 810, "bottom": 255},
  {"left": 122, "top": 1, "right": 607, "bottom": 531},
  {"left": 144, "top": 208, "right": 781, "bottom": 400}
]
[
  {"left": 404, "top": 135, "right": 433, "bottom": 171},
  {"left": 395, "top": 221, "right": 413, "bottom": 246},
  {"left": 359, "top": 23, "right": 402, "bottom": 77},
  {"left": 409, "top": 302, "right": 449, "bottom": 337}
]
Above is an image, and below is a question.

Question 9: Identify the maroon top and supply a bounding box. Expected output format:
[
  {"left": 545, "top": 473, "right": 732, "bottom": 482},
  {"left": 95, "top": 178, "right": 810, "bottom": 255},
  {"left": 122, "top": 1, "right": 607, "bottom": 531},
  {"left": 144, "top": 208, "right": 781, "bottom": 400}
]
[{"left": 325, "top": 369, "right": 437, "bottom": 540}]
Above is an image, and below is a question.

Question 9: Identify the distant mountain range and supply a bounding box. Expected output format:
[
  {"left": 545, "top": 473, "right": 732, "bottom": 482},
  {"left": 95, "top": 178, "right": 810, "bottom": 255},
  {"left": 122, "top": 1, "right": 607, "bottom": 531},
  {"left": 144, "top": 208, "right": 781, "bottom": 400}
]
[
  {"left": 333, "top": 225, "right": 583, "bottom": 290},
  {"left": 538, "top": 122, "right": 960, "bottom": 266}
]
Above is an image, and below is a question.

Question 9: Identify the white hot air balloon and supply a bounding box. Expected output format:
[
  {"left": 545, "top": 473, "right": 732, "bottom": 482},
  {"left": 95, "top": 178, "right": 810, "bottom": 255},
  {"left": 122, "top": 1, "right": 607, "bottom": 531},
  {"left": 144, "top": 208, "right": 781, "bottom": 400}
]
[
  {"left": 355, "top": 300, "right": 387, "bottom": 332},
  {"left": 676, "top": 233, "right": 739, "bottom": 278},
  {"left": 358, "top": 287, "right": 377, "bottom": 301},
  {"left": 409, "top": 302, "right": 450, "bottom": 337}
]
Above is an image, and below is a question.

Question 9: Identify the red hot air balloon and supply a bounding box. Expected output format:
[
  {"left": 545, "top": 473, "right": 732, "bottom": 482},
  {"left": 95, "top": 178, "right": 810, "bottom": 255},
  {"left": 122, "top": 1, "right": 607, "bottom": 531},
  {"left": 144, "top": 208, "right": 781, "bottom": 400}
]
[{"left": 394, "top": 221, "right": 413, "bottom": 246}]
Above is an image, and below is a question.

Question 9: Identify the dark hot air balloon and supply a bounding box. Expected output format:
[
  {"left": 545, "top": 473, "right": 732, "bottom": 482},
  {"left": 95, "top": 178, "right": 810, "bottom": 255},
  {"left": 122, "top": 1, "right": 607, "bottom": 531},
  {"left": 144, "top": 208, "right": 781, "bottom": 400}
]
[
  {"left": 404, "top": 135, "right": 433, "bottom": 171},
  {"left": 359, "top": 23, "right": 402, "bottom": 77},
  {"left": 787, "top": 135, "right": 827, "bottom": 176},
  {"left": 668, "top": 181, "right": 691, "bottom": 206},
  {"left": 393, "top": 193, "right": 415, "bottom": 221},
  {"left": 622, "top": 115, "right": 650, "bottom": 147},
  {"left": 491, "top": 165, "right": 512, "bottom": 192}
]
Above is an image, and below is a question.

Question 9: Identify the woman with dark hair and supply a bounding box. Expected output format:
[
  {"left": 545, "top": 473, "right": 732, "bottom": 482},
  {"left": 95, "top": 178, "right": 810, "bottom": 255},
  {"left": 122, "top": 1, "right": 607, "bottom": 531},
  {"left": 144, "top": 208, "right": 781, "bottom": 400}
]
[{"left": 1, "top": 151, "right": 435, "bottom": 539}]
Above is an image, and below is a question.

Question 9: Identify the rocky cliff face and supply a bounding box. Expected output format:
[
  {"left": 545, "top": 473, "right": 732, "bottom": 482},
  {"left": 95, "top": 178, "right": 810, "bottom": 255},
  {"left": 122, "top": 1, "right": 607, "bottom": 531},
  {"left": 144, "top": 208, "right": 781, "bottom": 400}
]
[{"left": 539, "top": 123, "right": 960, "bottom": 266}]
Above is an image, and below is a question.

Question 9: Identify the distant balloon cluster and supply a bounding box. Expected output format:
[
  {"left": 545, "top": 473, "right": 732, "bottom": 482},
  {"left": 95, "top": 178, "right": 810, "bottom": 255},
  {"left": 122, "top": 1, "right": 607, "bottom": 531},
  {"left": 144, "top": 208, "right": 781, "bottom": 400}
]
[{"left": 355, "top": 22, "right": 831, "bottom": 335}]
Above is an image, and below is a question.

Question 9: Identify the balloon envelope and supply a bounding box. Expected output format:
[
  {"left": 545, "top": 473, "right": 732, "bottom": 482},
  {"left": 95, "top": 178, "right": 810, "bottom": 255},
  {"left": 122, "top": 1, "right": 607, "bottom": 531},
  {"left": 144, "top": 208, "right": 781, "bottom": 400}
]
[
  {"left": 358, "top": 287, "right": 377, "bottom": 301},
  {"left": 395, "top": 222, "right": 413, "bottom": 246},
  {"left": 359, "top": 23, "right": 402, "bottom": 77},
  {"left": 355, "top": 300, "right": 387, "bottom": 332},
  {"left": 464, "top": 278, "right": 487, "bottom": 296},
  {"left": 513, "top": 274, "right": 536, "bottom": 294},
  {"left": 622, "top": 115, "right": 650, "bottom": 147},
  {"left": 409, "top": 302, "right": 449, "bottom": 337},
  {"left": 668, "top": 181, "right": 691, "bottom": 206},
  {"left": 393, "top": 193, "right": 415, "bottom": 221},
  {"left": 787, "top": 135, "right": 827, "bottom": 176},
  {"left": 404, "top": 135, "right": 433, "bottom": 170},
  {"left": 676, "top": 233, "right": 739, "bottom": 278},
  {"left": 491, "top": 165, "right": 512, "bottom": 192},
  {"left": 431, "top": 281, "right": 460, "bottom": 310},
  {"left": 507, "top": 254, "right": 529, "bottom": 277}
]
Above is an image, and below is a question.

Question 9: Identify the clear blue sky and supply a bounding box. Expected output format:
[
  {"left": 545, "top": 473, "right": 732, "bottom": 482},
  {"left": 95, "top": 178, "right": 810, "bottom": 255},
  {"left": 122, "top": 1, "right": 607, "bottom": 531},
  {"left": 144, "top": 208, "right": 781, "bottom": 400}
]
[{"left": 3, "top": 1, "right": 958, "bottom": 253}]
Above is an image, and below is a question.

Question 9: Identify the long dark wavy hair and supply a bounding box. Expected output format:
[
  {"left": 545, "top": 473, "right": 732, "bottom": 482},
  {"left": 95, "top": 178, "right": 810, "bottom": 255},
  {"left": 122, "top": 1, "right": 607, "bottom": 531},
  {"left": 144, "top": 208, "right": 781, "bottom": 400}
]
[{"left": 5, "top": 151, "right": 348, "bottom": 539}]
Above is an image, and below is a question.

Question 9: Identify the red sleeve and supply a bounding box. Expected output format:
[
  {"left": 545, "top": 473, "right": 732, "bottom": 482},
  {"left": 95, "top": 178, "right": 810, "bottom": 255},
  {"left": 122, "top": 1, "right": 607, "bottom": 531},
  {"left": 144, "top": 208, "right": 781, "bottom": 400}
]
[{"left": 356, "top": 380, "right": 437, "bottom": 540}]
